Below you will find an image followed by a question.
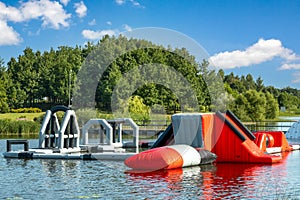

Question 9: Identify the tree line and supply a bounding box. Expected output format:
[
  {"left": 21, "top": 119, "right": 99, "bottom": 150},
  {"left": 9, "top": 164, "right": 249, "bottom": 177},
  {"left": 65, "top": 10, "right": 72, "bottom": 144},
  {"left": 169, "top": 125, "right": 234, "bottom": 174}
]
[
  {"left": 222, "top": 72, "right": 300, "bottom": 121},
  {"left": 1, "top": 35, "right": 300, "bottom": 121}
]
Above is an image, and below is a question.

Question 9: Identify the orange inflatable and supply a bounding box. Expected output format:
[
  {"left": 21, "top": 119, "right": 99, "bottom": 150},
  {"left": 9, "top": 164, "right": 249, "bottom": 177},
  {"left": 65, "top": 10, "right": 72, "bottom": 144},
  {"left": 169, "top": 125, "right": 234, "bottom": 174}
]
[{"left": 124, "top": 145, "right": 216, "bottom": 170}]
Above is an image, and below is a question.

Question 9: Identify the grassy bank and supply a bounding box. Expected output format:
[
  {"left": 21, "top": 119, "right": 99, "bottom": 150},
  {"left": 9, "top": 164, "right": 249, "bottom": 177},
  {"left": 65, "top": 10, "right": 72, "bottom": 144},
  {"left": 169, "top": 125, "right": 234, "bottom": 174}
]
[
  {"left": 0, "top": 113, "right": 44, "bottom": 136},
  {"left": 0, "top": 112, "right": 45, "bottom": 121},
  {"left": 279, "top": 111, "right": 300, "bottom": 117}
]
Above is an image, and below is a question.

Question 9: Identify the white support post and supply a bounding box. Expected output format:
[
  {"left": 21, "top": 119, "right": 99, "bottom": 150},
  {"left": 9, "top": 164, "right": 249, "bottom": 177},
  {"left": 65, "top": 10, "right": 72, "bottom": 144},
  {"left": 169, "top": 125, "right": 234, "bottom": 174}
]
[
  {"left": 123, "top": 118, "right": 139, "bottom": 153},
  {"left": 73, "top": 113, "right": 80, "bottom": 148},
  {"left": 118, "top": 123, "right": 122, "bottom": 143},
  {"left": 58, "top": 110, "right": 80, "bottom": 149},
  {"left": 81, "top": 119, "right": 113, "bottom": 145},
  {"left": 39, "top": 110, "right": 52, "bottom": 148}
]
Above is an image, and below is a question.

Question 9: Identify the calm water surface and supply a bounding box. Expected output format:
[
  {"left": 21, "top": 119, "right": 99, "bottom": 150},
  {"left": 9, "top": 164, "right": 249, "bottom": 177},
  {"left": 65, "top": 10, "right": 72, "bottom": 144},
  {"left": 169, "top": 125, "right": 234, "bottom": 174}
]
[{"left": 1, "top": 139, "right": 300, "bottom": 199}]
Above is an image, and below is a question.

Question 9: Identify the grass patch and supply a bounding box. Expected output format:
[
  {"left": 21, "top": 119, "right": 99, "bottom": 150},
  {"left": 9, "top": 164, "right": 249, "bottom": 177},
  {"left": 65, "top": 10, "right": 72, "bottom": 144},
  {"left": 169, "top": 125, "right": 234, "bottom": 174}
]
[
  {"left": 0, "top": 119, "right": 40, "bottom": 136},
  {"left": 279, "top": 111, "right": 300, "bottom": 117},
  {"left": 0, "top": 112, "right": 45, "bottom": 121}
]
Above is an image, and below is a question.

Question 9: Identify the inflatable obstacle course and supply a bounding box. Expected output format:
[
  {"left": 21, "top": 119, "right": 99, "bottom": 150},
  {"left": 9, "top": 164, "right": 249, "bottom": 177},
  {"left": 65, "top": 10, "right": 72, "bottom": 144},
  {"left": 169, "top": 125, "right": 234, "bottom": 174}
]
[
  {"left": 4, "top": 106, "right": 295, "bottom": 166},
  {"left": 131, "top": 110, "right": 295, "bottom": 169}
]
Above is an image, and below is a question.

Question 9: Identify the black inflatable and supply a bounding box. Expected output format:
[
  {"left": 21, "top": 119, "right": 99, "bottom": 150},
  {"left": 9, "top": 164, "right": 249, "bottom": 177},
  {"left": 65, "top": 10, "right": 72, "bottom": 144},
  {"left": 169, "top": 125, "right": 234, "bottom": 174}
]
[{"left": 50, "top": 105, "right": 70, "bottom": 113}]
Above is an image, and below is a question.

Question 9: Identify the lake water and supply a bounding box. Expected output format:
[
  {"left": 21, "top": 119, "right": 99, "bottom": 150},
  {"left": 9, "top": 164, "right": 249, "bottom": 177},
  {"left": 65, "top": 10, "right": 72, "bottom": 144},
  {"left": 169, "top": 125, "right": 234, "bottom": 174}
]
[{"left": 1, "top": 139, "right": 300, "bottom": 199}]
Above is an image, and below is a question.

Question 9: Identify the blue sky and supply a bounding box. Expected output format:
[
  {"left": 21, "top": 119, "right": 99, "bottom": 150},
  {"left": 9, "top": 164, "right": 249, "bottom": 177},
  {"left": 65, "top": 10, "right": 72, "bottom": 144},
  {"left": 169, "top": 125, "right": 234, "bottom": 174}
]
[{"left": 1, "top": 0, "right": 300, "bottom": 89}]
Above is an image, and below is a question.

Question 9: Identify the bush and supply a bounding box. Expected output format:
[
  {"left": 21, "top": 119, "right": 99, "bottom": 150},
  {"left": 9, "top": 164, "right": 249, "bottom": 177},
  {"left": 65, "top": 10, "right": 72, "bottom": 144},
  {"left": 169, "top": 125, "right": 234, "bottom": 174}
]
[
  {"left": 128, "top": 96, "right": 150, "bottom": 121},
  {"left": 11, "top": 107, "right": 42, "bottom": 113}
]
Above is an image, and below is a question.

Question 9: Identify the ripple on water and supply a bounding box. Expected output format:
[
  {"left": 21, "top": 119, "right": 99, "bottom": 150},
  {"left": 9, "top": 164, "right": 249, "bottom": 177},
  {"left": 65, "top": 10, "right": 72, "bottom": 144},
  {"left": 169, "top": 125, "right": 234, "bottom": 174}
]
[{"left": 1, "top": 139, "right": 300, "bottom": 199}]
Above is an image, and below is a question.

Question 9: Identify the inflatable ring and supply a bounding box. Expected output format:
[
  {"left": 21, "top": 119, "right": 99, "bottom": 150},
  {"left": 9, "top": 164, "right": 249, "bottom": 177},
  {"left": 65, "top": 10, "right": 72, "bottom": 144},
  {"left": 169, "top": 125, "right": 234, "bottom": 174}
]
[{"left": 266, "top": 134, "right": 275, "bottom": 148}]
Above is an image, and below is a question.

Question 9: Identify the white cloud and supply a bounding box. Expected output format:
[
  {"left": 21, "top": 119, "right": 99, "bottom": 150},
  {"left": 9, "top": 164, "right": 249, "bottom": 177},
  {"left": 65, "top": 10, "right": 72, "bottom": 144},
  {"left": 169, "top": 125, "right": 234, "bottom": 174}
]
[
  {"left": 130, "top": 0, "right": 145, "bottom": 8},
  {"left": 20, "top": 0, "right": 71, "bottom": 29},
  {"left": 0, "top": 20, "right": 22, "bottom": 45},
  {"left": 123, "top": 24, "right": 132, "bottom": 32},
  {"left": 60, "top": 0, "right": 70, "bottom": 6},
  {"left": 209, "top": 38, "right": 299, "bottom": 69},
  {"left": 88, "top": 19, "right": 96, "bottom": 26},
  {"left": 115, "top": 0, "right": 125, "bottom": 5},
  {"left": 129, "top": 0, "right": 141, "bottom": 7},
  {"left": 82, "top": 29, "right": 117, "bottom": 40},
  {"left": 107, "top": 21, "right": 112, "bottom": 26},
  {"left": 292, "top": 72, "right": 300, "bottom": 83},
  {"left": 115, "top": 0, "right": 144, "bottom": 8},
  {"left": 279, "top": 63, "right": 300, "bottom": 70},
  {"left": 40, "top": 1, "right": 71, "bottom": 29},
  {"left": 0, "top": 0, "right": 71, "bottom": 45},
  {"left": 74, "top": 1, "right": 87, "bottom": 18},
  {"left": 0, "top": 2, "right": 23, "bottom": 22}
]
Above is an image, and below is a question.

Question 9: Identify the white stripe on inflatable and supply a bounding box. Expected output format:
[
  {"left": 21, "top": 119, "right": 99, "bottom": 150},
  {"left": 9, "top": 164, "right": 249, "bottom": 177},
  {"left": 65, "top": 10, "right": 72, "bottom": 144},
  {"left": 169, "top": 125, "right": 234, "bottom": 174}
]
[{"left": 168, "top": 145, "right": 201, "bottom": 167}]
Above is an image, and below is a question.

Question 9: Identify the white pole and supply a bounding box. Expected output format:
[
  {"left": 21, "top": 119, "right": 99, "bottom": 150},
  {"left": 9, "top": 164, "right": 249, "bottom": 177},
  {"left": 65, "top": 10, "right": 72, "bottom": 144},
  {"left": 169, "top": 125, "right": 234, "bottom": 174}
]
[{"left": 68, "top": 69, "right": 72, "bottom": 107}]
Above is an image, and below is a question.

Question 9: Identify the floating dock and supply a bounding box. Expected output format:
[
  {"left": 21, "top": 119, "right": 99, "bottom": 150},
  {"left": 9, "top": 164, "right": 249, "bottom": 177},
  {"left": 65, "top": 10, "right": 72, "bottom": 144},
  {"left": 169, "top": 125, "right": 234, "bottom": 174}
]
[{"left": 3, "top": 105, "right": 139, "bottom": 161}]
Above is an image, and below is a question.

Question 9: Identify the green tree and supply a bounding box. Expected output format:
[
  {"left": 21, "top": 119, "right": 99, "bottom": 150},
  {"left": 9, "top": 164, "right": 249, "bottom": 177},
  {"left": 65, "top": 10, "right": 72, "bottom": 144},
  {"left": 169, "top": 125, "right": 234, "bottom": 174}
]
[
  {"left": 224, "top": 73, "right": 246, "bottom": 93},
  {"left": 265, "top": 92, "right": 279, "bottom": 119},
  {"left": 6, "top": 35, "right": 300, "bottom": 118},
  {"left": 217, "top": 69, "right": 225, "bottom": 81},
  {"left": 244, "top": 90, "right": 266, "bottom": 121},
  {"left": 278, "top": 92, "right": 293, "bottom": 110},
  {"left": 255, "top": 76, "right": 264, "bottom": 91},
  {"left": 89, "top": 36, "right": 207, "bottom": 113},
  {"left": 230, "top": 93, "right": 251, "bottom": 121},
  {"left": 244, "top": 74, "right": 256, "bottom": 90},
  {"left": 7, "top": 48, "right": 39, "bottom": 107},
  {"left": 0, "top": 58, "right": 9, "bottom": 113},
  {"left": 230, "top": 90, "right": 267, "bottom": 121},
  {"left": 47, "top": 46, "right": 82, "bottom": 104},
  {"left": 263, "top": 86, "right": 280, "bottom": 99},
  {"left": 6, "top": 45, "right": 83, "bottom": 108},
  {"left": 6, "top": 58, "right": 26, "bottom": 108}
]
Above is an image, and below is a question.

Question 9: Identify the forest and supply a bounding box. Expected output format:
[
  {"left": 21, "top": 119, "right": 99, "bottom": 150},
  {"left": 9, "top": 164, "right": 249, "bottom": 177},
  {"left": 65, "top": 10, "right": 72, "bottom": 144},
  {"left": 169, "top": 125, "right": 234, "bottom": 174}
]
[{"left": 1, "top": 35, "right": 300, "bottom": 121}]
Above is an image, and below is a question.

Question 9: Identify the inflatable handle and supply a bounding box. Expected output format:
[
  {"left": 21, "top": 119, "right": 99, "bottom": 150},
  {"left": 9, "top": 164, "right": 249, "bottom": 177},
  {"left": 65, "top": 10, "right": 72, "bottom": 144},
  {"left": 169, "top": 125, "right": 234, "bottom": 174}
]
[
  {"left": 216, "top": 111, "right": 247, "bottom": 142},
  {"left": 226, "top": 110, "right": 256, "bottom": 140},
  {"left": 50, "top": 105, "right": 70, "bottom": 113}
]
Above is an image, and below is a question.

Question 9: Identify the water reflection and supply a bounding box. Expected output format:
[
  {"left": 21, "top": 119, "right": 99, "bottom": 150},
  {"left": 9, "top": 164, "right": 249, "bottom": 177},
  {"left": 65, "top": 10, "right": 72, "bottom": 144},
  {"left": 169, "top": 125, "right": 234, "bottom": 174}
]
[
  {"left": 2, "top": 158, "right": 83, "bottom": 198},
  {"left": 212, "top": 163, "right": 267, "bottom": 199},
  {"left": 40, "top": 159, "right": 82, "bottom": 179},
  {"left": 124, "top": 152, "right": 299, "bottom": 199},
  {"left": 1, "top": 139, "right": 300, "bottom": 199},
  {"left": 125, "top": 165, "right": 217, "bottom": 199}
]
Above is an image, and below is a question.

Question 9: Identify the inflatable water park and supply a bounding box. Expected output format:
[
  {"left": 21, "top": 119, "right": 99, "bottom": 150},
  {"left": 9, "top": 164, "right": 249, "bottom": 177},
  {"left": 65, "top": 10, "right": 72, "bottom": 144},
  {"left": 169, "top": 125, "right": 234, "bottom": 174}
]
[{"left": 3, "top": 106, "right": 300, "bottom": 171}]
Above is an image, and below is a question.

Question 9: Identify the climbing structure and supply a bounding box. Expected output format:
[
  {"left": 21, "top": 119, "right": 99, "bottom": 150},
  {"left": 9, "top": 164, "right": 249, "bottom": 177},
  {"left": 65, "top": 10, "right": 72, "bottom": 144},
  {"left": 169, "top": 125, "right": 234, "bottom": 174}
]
[
  {"left": 4, "top": 105, "right": 139, "bottom": 160},
  {"left": 39, "top": 105, "right": 80, "bottom": 152},
  {"left": 212, "top": 111, "right": 281, "bottom": 163},
  {"left": 81, "top": 118, "right": 139, "bottom": 153},
  {"left": 152, "top": 110, "right": 285, "bottom": 163}
]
